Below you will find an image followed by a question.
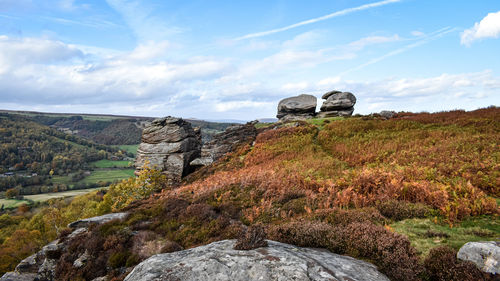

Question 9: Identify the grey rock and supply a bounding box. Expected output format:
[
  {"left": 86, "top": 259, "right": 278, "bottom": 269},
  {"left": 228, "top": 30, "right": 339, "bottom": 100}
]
[
  {"left": 379, "top": 111, "right": 396, "bottom": 119},
  {"left": 14, "top": 254, "right": 38, "bottom": 274},
  {"left": 135, "top": 116, "right": 201, "bottom": 184},
  {"left": 277, "top": 94, "right": 317, "bottom": 119},
  {"left": 322, "top": 90, "right": 342, "bottom": 100},
  {"left": 457, "top": 241, "right": 500, "bottom": 274},
  {"left": 91, "top": 277, "right": 108, "bottom": 281},
  {"left": 0, "top": 272, "right": 37, "bottom": 281},
  {"left": 278, "top": 114, "right": 315, "bottom": 122},
  {"left": 201, "top": 122, "right": 257, "bottom": 162},
  {"left": 316, "top": 108, "right": 355, "bottom": 118},
  {"left": 190, "top": 157, "right": 214, "bottom": 166},
  {"left": 68, "top": 212, "right": 128, "bottom": 229},
  {"left": 73, "top": 250, "right": 90, "bottom": 268},
  {"left": 320, "top": 92, "right": 356, "bottom": 112},
  {"left": 124, "top": 240, "right": 390, "bottom": 281}
]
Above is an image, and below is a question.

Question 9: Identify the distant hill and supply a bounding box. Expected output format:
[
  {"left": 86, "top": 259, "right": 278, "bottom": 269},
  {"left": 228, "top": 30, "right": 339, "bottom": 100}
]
[{"left": 0, "top": 110, "right": 236, "bottom": 145}]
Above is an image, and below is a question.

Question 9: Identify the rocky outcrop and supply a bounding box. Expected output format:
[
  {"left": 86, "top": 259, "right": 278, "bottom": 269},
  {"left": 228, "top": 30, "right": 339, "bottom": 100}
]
[
  {"left": 457, "top": 241, "right": 500, "bottom": 274},
  {"left": 191, "top": 121, "right": 258, "bottom": 166},
  {"left": 124, "top": 239, "right": 390, "bottom": 281},
  {"left": 0, "top": 213, "right": 129, "bottom": 281},
  {"left": 67, "top": 212, "right": 128, "bottom": 229},
  {"left": 135, "top": 117, "right": 201, "bottom": 184},
  {"left": 317, "top": 91, "right": 356, "bottom": 117},
  {"left": 276, "top": 94, "right": 317, "bottom": 121}
]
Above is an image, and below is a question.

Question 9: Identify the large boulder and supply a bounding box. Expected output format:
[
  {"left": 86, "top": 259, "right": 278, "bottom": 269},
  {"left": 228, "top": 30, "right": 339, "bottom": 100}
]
[
  {"left": 135, "top": 117, "right": 201, "bottom": 184},
  {"left": 277, "top": 94, "right": 317, "bottom": 121},
  {"left": 198, "top": 121, "right": 258, "bottom": 163},
  {"left": 318, "top": 91, "right": 356, "bottom": 117},
  {"left": 457, "top": 241, "right": 500, "bottom": 274},
  {"left": 124, "top": 240, "right": 390, "bottom": 281}
]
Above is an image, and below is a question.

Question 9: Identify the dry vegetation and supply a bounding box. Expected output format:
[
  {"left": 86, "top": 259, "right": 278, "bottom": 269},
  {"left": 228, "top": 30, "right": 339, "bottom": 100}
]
[{"left": 1, "top": 107, "right": 498, "bottom": 280}]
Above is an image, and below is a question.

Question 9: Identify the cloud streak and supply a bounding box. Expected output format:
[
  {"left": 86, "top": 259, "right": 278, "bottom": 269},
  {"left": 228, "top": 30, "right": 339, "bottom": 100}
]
[
  {"left": 235, "top": 0, "right": 401, "bottom": 40},
  {"left": 340, "top": 27, "right": 457, "bottom": 75}
]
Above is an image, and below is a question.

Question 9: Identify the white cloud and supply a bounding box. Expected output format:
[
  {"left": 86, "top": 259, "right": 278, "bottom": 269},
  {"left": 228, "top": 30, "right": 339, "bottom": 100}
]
[
  {"left": 0, "top": 36, "right": 83, "bottom": 71},
  {"left": 461, "top": 11, "right": 500, "bottom": 46},
  {"left": 348, "top": 34, "right": 400, "bottom": 50}
]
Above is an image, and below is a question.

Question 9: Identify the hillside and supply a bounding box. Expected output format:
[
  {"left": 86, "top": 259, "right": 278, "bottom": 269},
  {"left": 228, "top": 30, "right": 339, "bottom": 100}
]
[
  {"left": 0, "top": 114, "right": 135, "bottom": 198},
  {"left": 0, "top": 108, "right": 499, "bottom": 280},
  {"left": 0, "top": 110, "right": 236, "bottom": 145}
]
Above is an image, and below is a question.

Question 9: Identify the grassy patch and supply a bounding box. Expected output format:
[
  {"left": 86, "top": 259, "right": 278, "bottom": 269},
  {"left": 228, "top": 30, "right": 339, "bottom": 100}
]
[
  {"left": 255, "top": 122, "right": 274, "bottom": 129},
  {"left": 0, "top": 198, "right": 30, "bottom": 208},
  {"left": 79, "top": 169, "right": 134, "bottom": 184},
  {"left": 91, "top": 159, "right": 132, "bottom": 168},
  {"left": 306, "top": 117, "right": 344, "bottom": 127},
  {"left": 114, "top": 144, "right": 139, "bottom": 156},
  {"left": 23, "top": 187, "right": 106, "bottom": 202},
  {"left": 391, "top": 216, "right": 500, "bottom": 257}
]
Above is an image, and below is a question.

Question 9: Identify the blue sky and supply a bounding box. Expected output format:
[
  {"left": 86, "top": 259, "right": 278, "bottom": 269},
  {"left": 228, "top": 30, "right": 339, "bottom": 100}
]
[{"left": 0, "top": 0, "right": 499, "bottom": 120}]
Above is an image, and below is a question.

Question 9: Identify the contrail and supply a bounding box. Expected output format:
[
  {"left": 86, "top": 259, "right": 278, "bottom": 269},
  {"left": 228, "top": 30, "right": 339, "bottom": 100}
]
[
  {"left": 235, "top": 0, "right": 402, "bottom": 40},
  {"left": 339, "top": 27, "right": 457, "bottom": 76}
]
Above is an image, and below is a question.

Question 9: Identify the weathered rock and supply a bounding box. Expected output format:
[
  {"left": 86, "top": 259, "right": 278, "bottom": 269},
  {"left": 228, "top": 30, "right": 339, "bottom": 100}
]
[
  {"left": 457, "top": 241, "right": 500, "bottom": 274},
  {"left": 201, "top": 121, "right": 258, "bottom": 162},
  {"left": 124, "top": 240, "right": 390, "bottom": 281},
  {"left": 277, "top": 94, "right": 317, "bottom": 120},
  {"left": 68, "top": 212, "right": 128, "bottom": 229},
  {"left": 379, "top": 110, "right": 396, "bottom": 119},
  {"left": 0, "top": 272, "right": 37, "bottom": 281},
  {"left": 190, "top": 157, "right": 213, "bottom": 167},
  {"left": 322, "top": 90, "right": 341, "bottom": 100},
  {"left": 316, "top": 108, "right": 354, "bottom": 118},
  {"left": 135, "top": 116, "right": 201, "bottom": 184},
  {"left": 320, "top": 92, "right": 356, "bottom": 112}
]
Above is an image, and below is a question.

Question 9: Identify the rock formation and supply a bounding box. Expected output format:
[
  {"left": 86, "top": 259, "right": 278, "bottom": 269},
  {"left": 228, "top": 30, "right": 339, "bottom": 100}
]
[
  {"left": 276, "top": 94, "right": 317, "bottom": 121},
  {"left": 457, "top": 241, "right": 499, "bottom": 274},
  {"left": 191, "top": 121, "right": 258, "bottom": 167},
  {"left": 317, "top": 90, "right": 356, "bottom": 117},
  {"left": 124, "top": 239, "right": 390, "bottom": 281},
  {"left": 135, "top": 117, "right": 201, "bottom": 184},
  {"left": 0, "top": 213, "right": 129, "bottom": 281}
]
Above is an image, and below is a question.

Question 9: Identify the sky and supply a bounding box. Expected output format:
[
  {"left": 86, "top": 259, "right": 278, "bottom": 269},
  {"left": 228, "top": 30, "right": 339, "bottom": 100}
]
[{"left": 0, "top": 0, "right": 499, "bottom": 120}]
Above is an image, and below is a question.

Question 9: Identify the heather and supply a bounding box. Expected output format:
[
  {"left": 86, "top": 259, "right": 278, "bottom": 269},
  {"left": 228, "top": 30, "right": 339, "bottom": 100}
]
[{"left": 0, "top": 108, "right": 498, "bottom": 280}]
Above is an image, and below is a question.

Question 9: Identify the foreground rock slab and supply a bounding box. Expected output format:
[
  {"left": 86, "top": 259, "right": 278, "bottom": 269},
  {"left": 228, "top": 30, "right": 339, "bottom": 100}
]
[
  {"left": 68, "top": 212, "right": 128, "bottom": 229},
  {"left": 457, "top": 241, "right": 500, "bottom": 274},
  {"left": 124, "top": 240, "right": 390, "bottom": 281}
]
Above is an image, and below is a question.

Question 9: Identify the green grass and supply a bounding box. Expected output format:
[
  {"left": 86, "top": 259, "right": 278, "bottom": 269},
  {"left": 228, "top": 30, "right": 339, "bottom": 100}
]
[
  {"left": 51, "top": 168, "right": 135, "bottom": 186},
  {"left": 24, "top": 187, "right": 106, "bottom": 202},
  {"left": 114, "top": 144, "right": 139, "bottom": 156},
  {"left": 255, "top": 122, "right": 274, "bottom": 129},
  {"left": 306, "top": 117, "right": 344, "bottom": 127},
  {"left": 78, "top": 169, "right": 135, "bottom": 184},
  {"left": 0, "top": 198, "right": 30, "bottom": 208},
  {"left": 91, "top": 159, "right": 132, "bottom": 168},
  {"left": 391, "top": 216, "right": 500, "bottom": 257}
]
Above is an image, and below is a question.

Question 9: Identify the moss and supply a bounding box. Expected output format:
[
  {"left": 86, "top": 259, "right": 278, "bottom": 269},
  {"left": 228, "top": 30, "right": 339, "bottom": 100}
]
[{"left": 108, "top": 251, "right": 129, "bottom": 268}]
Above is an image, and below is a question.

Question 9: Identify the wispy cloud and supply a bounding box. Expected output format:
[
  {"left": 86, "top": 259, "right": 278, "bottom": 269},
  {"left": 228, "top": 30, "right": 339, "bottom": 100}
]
[
  {"left": 41, "top": 16, "right": 121, "bottom": 29},
  {"left": 235, "top": 0, "right": 401, "bottom": 40},
  {"left": 340, "top": 27, "right": 457, "bottom": 75}
]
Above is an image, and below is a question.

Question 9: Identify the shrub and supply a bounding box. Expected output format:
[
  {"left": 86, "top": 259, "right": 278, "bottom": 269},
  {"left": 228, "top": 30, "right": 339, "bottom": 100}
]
[
  {"left": 108, "top": 251, "right": 129, "bottom": 268},
  {"left": 377, "top": 200, "right": 432, "bottom": 221},
  {"left": 160, "top": 241, "right": 183, "bottom": 253},
  {"left": 423, "top": 246, "right": 494, "bottom": 281},
  {"left": 234, "top": 224, "right": 268, "bottom": 250}
]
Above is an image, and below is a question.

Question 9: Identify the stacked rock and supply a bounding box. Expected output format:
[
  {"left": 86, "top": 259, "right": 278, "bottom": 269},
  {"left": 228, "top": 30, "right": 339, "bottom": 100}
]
[
  {"left": 276, "top": 94, "right": 317, "bottom": 121},
  {"left": 135, "top": 117, "right": 201, "bottom": 184},
  {"left": 317, "top": 90, "right": 356, "bottom": 117}
]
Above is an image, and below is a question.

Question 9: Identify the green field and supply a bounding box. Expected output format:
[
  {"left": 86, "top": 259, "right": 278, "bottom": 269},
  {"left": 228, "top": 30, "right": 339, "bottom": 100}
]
[
  {"left": 91, "top": 159, "right": 132, "bottom": 168},
  {"left": 79, "top": 169, "right": 135, "bottom": 184},
  {"left": 51, "top": 169, "right": 135, "bottom": 186},
  {"left": 0, "top": 198, "right": 30, "bottom": 209},
  {"left": 115, "top": 144, "right": 139, "bottom": 156},
  {"left": 0, "top": 187, "right": 108, "bottom": 208}
]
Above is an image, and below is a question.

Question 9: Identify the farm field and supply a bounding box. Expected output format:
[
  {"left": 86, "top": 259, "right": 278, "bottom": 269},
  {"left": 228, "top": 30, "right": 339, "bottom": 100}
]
[
  {"left": 115, "top": 144, "right": 139, "bottom": 156},
  {"left": 91, "top": 159, "right": 132, "bottom": 168},
  {"left": 0, "top": 187, "right": 108, "bottom": 208}
]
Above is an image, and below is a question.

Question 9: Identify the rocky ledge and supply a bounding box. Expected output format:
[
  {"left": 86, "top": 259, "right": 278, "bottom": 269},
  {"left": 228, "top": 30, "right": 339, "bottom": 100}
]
[{"left": 124, "top": 239, "right": 390, "bottom": 281}]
